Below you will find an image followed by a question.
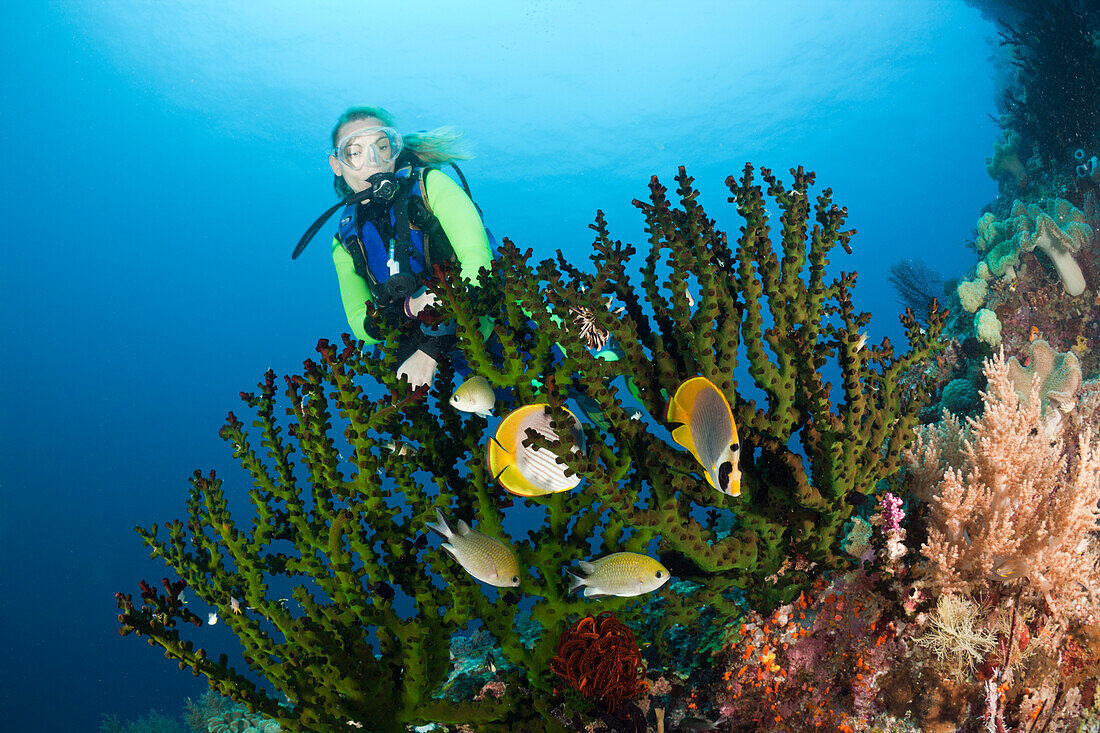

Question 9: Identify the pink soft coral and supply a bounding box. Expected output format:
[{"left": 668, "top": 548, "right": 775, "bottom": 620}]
[{"left": 909, "top": 350, "right": 1100, "bottom": 634}]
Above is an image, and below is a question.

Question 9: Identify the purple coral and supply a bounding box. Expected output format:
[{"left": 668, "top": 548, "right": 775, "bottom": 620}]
[
  {"left": 878, "top": 493, "right": 904, "bottom": 533},
  {"left": 871, "top": 493, "right": 908, "bottom": 564}
]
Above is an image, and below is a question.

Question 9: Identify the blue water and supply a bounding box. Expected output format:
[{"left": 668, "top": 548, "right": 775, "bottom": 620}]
[{"left": 0, "top": 1, "right": 997, "bottom": 730}]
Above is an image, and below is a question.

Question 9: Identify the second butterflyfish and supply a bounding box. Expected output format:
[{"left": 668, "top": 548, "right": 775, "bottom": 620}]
[
  {"left": 566, "top": 552, "right": 671, "bottom": 598},
  {"left": 450, "top": 375, "right": 495, "bottom": 417},
  {"left": 666, "top": 376, "right": 742, "bottom": 496},
  {"left": 487, "top": 404, "right": 585, "bottom": 496},
  {"left": 425, "top": 509, "right": 521, "bottom": 588}
]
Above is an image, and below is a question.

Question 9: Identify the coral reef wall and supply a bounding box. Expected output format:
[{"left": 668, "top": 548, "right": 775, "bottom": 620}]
[
  {"left": 116, "top": 165, "right": 945, "bottom": 732},
  {"left": 112, "top": 10, "right": 1100, "bottom": 726}
]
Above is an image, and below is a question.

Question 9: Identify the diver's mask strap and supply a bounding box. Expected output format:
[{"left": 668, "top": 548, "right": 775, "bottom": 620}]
[{"left": 291, "top": 188, "right": 374, "bottom": 260}]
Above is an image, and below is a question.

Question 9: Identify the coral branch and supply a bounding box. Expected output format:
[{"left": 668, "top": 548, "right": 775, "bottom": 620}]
[{"left": 118, "top": 165, "right": 945, "bottom": 731}]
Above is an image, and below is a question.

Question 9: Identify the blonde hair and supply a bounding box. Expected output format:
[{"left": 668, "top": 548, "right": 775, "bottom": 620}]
[{"left": 330, "top": 106, "right": 474, "bottom": 198}]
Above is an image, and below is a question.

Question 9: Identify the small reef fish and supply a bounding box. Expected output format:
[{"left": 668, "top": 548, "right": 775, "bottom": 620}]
[
  {"left": 426, "top": 508, "right": 521, "bottom": 588},
  {"left": 487, "top": 404, "right": 584, "bottom": 496},
  {"left": 383, "top": 439, "right": 416, "bottom": 456},
  {"left": 566, "top": 552, "right": 671, "bottom": 597},
  {"left": 677, "top": 716, "right": 726, "bottom": 731},
  {"left": 449, "top": 374, "right": 495, "bottom": 417},
  {"left": 207, "top": 612, "right": 218, "bottom": 625},
  {"left": 855, "top": 331, "right": 868, "bottom": 352},
  {"left": 665, "top": 377, "right": 742, "bottom": 496}
]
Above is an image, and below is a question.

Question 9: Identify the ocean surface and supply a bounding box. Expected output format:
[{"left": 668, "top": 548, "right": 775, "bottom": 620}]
[{"left": 1, "top": 2, "right": 1001, "bottom": 730}]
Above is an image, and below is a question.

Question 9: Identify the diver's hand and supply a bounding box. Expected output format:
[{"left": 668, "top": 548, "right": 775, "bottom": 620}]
[
  {"left": 404, "top": 290, "right": 440, "bottom": 318},
  {"left": 397, "top": 349, "right": 439, "bottom": 390}
]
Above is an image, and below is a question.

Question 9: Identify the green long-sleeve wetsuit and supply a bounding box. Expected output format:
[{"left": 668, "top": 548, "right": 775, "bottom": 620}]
[{"left": 331, "top": 168, "right": 492, "bottom": 359}]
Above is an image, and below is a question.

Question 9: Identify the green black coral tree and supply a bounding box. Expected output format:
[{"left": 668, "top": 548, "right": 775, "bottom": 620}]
[
  {"left": 117, "top": 165, "right": 944, "bottom": 733},
  {"left": 446, "top": 165, "right": 945, "bottom": 600}
]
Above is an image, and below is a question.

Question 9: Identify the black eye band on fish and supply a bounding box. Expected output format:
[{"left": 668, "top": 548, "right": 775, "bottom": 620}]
[{"left": 719, "top": 462, "right": 734, "bottom": 489}]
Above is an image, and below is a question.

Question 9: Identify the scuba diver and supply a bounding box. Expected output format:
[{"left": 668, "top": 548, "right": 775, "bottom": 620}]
[{"left": 293, "top": 106, "right": 494, "bottom": 389}]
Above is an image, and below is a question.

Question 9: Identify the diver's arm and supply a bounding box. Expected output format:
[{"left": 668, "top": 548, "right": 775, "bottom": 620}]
[
  {"left": 331, "top": 238, "right": 385, "bottom": 345},
  {"left": 424, "top": 169, "right": 492, "bottom": 282},
  {"left": 332, "top": 237, "right": 443, "bottom": 358}
]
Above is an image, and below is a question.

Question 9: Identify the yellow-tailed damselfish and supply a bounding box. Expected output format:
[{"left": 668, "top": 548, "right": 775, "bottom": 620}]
[
  {"left": 425, "top": 508, "right": 521, "bottom": 588},
  {"left": 450, "top": 374, "right": 495, "bottom": 417},
  {"left": 566, "top": 552, "right": 671, "bottom": 597}
]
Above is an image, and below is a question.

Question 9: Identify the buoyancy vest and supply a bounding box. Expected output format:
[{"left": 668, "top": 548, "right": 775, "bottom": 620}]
[{"left": 336, "top": 165, "right": 456, "bottom": 304}]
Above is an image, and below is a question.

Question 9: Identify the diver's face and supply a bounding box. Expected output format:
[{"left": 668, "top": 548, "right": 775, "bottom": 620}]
[{"left": 328, "top": 117, "right": 397, "bottom": 193}]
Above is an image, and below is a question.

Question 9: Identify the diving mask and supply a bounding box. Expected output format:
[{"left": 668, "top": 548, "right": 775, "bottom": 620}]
[{"left": 333, "top": 126, "right": 403, "bottom": 170}]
